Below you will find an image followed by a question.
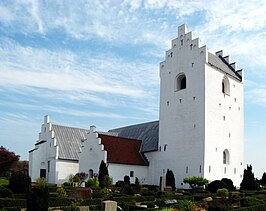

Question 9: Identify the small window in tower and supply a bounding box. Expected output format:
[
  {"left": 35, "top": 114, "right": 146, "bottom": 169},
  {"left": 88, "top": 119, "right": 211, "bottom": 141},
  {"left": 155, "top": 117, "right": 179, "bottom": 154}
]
[
  {"left": 240, "top": 174, "right": 242, "bottom": 178},
  {"left": 238, "top": 107, "right": 240, "bottom": 111},
  {"left": 164, "top": 144, "right": 167, "bottom": 151},
  {"left": 186, "top": 166, "right": 189, "bottom": 174},
  {"left": 223, "top": 149, "right": 230, "bottom": 165},
  {"left": 190, "top": 44, "right": 193, "bottom": 50},
  {"left": 192, "top": 63, "right": 194, "bottom": 67},
  {"left": 159, "top": 146, "right": 161, "bottom": 151},
  {"left": 229, "top": 133, "right": 231, "bottom": 138},
  {"left": 193, "top": 97, "right": 196, "bottom": 100},
  {"left": 216, "top": 148, "right": 218, "bottom": 152},
  {"left": 130, "top": 171, "right": 134, "bottom": 177},
  {"left": 223, "top": 116, "right": 225, "bottom": 121},
  {"left": 179, "top": 99, "right": 182, "bottom": 103},
  {"left": 181, "top": 39, "right": 183, "bottom": 45},
  {"left": 199, "top": 165, "right": 202, "bottom": 173},
  {"left": 229, "top": 107, "right": 231, "bottom": 110},
  {"left": 209, "top": 165, "right": 211, "bottom": 173},
  {"left": 44, "top": 127, "right": 46, "bottom": 132},
  {"left": 240, "top": 162, "right": 242, "bottom": 165},
  {"left": 224, "top": 167, "right": 226, "bottom": 174},
  {"left": 219, "top": 103, "right": 221, "bottom": 107},
  {"left": 234, "top": 168, "right": 236, "bottom": 174},
  {"left": 235, "top": 98, "right": 237, "bottom": 102},
  {"left": 167, "top": 101, "right": 169, "bottom": 106},
  {"left": 193, "top": 124, "right": 196, "bottom": 128},
  {"left": 222, "top": 76, "right": 230, "bottom": 95},
  {"left": 170, "top": 52, "right": 173, "bottom": 57}
]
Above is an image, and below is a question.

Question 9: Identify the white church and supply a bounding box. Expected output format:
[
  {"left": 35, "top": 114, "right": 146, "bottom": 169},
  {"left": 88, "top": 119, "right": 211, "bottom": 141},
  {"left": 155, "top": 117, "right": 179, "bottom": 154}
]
[{"left": 29, "top": 24, "right": 244, "bottom": 188}]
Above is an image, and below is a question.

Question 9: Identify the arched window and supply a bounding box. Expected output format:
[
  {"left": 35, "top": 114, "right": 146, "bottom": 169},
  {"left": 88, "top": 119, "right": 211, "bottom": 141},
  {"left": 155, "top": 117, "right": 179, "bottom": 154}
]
[
  {"left": 222, "top": 76, "right": 230, "bottom": 95},
  {"left": 223, "top": 149, "right": 230, "bottom": 165},
  {"left": 176, "top": 73, "right": 187, "bottom": 91}
]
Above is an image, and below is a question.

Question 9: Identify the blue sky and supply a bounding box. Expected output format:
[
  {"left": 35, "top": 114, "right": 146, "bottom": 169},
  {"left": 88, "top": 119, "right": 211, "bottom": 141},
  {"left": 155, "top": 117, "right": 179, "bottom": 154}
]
[{"left": 0, "top": 0, "right": 265, "bottom": 178}]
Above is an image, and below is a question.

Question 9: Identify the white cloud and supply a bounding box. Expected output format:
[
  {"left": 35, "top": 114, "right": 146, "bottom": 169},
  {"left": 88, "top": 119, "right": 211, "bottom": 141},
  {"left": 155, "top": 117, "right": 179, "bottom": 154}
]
[{"left": 0, "top": 38, "right": 156, "bottom": 99}]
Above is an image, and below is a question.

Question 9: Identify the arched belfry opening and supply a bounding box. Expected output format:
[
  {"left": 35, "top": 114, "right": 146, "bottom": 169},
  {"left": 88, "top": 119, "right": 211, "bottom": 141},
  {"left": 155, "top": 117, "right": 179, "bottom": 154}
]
[
  {"left": 176, "top": 73, "right": 186, "bottom": 91},
  {"left": 222, "top": 76, "right": 230, "bottom": 95}
]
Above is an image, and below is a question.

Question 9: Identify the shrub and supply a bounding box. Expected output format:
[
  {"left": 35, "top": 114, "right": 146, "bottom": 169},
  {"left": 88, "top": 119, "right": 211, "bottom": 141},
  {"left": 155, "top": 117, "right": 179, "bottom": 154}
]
[
  {"left": 217, "top": 188, "right": 229, "bottom": 197},
  {"left": 146, "top": 201, "right": 155, "bottom": 208},
  {"left": 140, "top": 187, "right": 154, "bottom": 196},
  {"left": 0, "top": 198, "right": 26, "bottom": 208},
  {"left": 101, "top": 175, "right": 112, "bottom": 189},
  {"left": 241, "top": 165, "right": 258, "bottom": 190},
  {"left": 57, "top": 187, "right": 68, "bottom": 198},
  {"left": 8, "top": 172, "right": 31, "bottom": 194},
  {"left": 121, "top": 185, "right": 134, "bottom": 195},
  {"left": 0, "top": 186, "right": 13, "bottom": 198},
  {"left": 124, "top": 175, "right": 130, "bottom": 185},
  {"left": 86, "top": 178, "right": 99, "bottom": 188},
  {"left": 221, "top": 178, "right": 236, "bottom": 191},
  {"left": 206, "top": 180, "right": 228, "bottom": 193},
  {"left": 92, "top": 189, "right": 104, "bottom": 198},
  {"left": 48, "top": 197, "right": 71, "bottom": 207},
  {"left": 115, "top": 180, "right": 125, "bottom": 187},
  {"left": 241, "top": 196, "right": 265, "bottom": 207},
  {"left": 26, "top": 186, "right": 49, "bottom": 211}
]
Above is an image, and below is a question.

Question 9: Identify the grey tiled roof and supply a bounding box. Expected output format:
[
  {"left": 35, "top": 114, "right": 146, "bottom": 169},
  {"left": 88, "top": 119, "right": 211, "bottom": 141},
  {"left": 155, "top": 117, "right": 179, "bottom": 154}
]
[
  {"left": 109, "top": 121, "right": 159, "bottom": 152},
  {"left": 52, "top": 125, "right": 88, "bottom": 161},
  {"left": 208, "top": 52, "right": 242, "bottom": 81}
]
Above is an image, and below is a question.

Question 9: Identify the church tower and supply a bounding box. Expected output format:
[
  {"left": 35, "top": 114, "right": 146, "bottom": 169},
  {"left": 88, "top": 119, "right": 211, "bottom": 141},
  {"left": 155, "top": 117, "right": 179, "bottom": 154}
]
[{"left": 157, "top": 24, "right": 244, "bottom": 188}]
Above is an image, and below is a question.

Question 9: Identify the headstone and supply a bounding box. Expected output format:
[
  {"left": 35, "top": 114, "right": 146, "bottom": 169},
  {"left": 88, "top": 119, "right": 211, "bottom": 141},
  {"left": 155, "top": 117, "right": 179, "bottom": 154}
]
[
  {"left": 160, "top": 176, "right": 166, "bottom": 191},
  {"left": 102, "top": 200, "right": 117, "bottom": 211},
  {"left": 164, "top": 186, "right": 172, "bottom": 192}
]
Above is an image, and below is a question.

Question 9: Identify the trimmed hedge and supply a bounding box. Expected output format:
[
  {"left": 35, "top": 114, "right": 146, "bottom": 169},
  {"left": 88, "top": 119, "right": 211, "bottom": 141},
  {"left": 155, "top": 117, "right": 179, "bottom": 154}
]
[
  {"left": 0, "top": 198, "right": 26, "bottom": 208},
  {"left": 48, "top": 197, "right": 72, "bottom": 207},
  {"left": 238, "top": 204, "right": 266, "bottom": 211},
  {"left": 79, "top": 199, "right": 101, "bottom": 206},
  {"left": 112, "top": 195, "right": 155, "bottom": 203}
]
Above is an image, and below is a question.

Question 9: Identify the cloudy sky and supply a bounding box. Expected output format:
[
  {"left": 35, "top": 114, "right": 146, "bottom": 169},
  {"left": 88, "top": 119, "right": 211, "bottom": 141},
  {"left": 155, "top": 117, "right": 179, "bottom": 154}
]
[{"left": 0, "top": 0, "right": 265, "bottom": 178}]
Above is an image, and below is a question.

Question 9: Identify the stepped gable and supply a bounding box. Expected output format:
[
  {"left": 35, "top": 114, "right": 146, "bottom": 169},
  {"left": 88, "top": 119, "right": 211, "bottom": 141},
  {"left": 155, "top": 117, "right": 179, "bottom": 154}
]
[
  {"left": 109, "top": 121, "right": 159, "bottom": 152},
  {"left": 208, "top": 51, "right": 242, "bottom": 81},
  {"left": 98, "top": 134, "right": 148, "bottom": 166}
]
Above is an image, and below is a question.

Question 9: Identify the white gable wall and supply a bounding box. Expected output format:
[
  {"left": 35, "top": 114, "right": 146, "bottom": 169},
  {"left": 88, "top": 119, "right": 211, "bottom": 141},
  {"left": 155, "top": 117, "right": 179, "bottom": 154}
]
[
  {"left": 79, "top": 126, "right": 107, "bottom": 176},
  {"left": 29, "top": 116, "right": 79, "bottom": 184}
]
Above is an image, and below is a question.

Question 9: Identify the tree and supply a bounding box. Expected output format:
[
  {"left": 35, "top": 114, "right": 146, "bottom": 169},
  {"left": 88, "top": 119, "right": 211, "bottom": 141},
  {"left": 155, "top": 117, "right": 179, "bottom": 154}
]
[
  {"left": 261, "top": 172, "right": 266, "bottom": 185},
  {"left": 183, "top": 176, "right": 209, "bottom": 190},
  {"left": 240, "top": 164, "right": 258, "bottom": 190},
  {"left": 0, "top": 146, "right": 20, "bottom": 176},
  {"left": 166, "top": 169, "right": 176, "bottom": 191},
  {"left": 98, "top": 160, "right": 109, "bottom": 188},
  {"left": 9, "top": 171, "right": 31, "bottom": 193}
]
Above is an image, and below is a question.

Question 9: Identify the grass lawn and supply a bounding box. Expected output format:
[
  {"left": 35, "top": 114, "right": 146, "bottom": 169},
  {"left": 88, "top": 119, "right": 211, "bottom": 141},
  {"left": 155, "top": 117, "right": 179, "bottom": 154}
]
[{"left": 0, "top": 178, "right": 9, "bottom": 186}]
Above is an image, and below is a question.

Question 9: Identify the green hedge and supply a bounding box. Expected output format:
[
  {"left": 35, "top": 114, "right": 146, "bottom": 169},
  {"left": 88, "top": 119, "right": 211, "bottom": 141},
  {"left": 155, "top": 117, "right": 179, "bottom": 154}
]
[
  {"left": 112, "top": 195, "right": 155, "bottom": 203},
  {"left": 0, "top": 198, "right": 26, "bottom": 208},
  {"left": 0, "top": 207, "right": 21, "bottom": 211},
  {"left": 48, "top": 197, "right": 72, "bottom": 207},
  {"left": 79, "top": 199, "right": 101, "bottom": 206},
  {"left": 238, "top": 204, "right": 266, "bottom": 211}
]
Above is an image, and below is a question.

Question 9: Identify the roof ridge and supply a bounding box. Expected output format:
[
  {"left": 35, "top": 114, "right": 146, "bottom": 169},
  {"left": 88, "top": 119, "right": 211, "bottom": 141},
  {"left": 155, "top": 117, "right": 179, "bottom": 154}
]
[
  {"left": 52, "top": 124, "right": 89, "bottom": 131},
  {"left": 109, "top": 120, "right": 159, "bottom": 131},
  {"left": 99, "top": 133, "right": 142, "bottom": 142}
]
